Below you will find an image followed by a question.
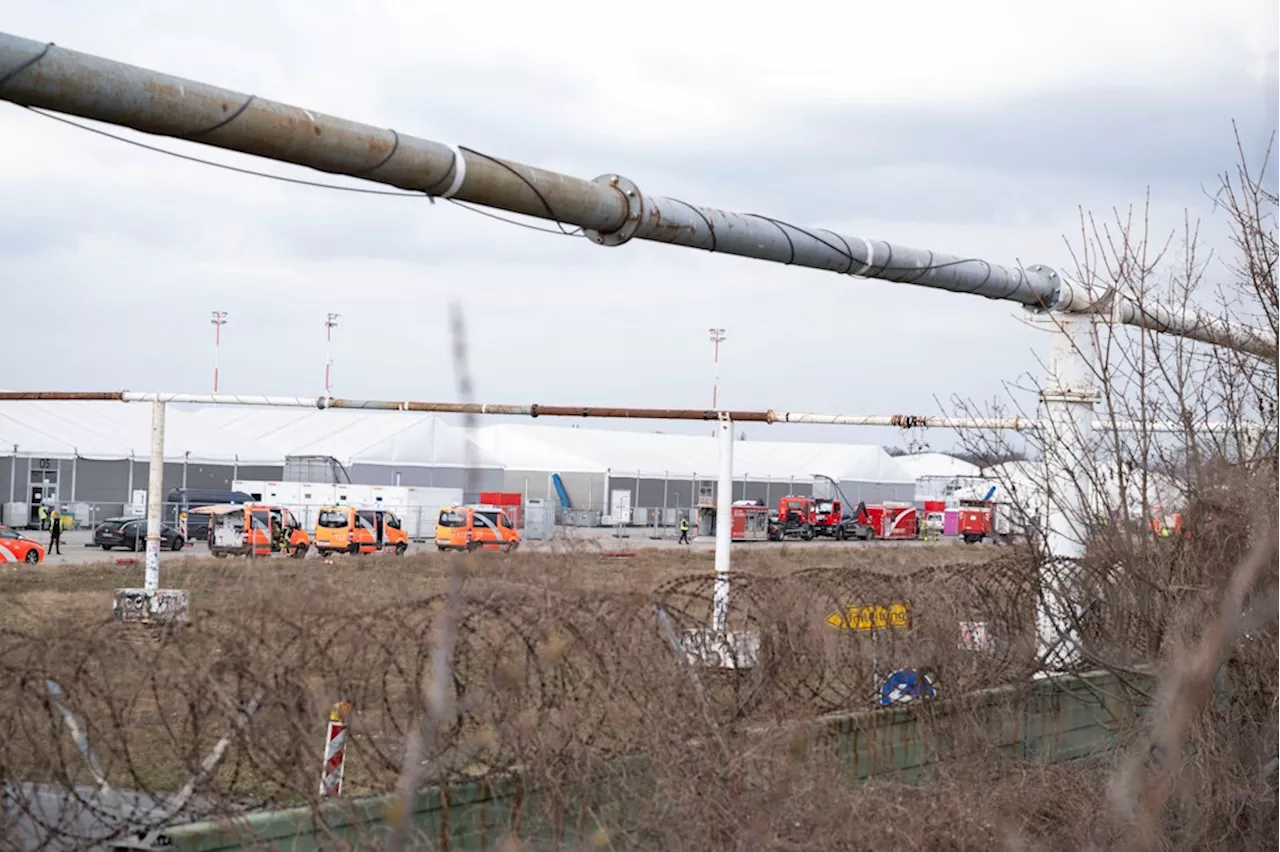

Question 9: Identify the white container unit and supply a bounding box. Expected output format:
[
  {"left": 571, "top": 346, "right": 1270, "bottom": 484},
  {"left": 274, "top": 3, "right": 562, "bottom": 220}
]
[
  {"left": 231, "top": 479, "right": 462, "bottom": 541},
  {"left": 402, "top": 486, "right": 464, "bottom": 540}
]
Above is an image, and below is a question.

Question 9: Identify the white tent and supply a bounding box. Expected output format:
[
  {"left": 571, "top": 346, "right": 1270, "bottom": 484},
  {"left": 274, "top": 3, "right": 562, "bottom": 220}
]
[
  {"left": 0, "top": 401, "right": 266, "bottom": 464},
  {"left": 472, "top": 423, "right": 914, "bottom": 484},
  {"left": 1, "top": 401, "right": 913, "bottom": 486},
  {"left": 896, "top": 452, "right": 981, "bottom": 481}
]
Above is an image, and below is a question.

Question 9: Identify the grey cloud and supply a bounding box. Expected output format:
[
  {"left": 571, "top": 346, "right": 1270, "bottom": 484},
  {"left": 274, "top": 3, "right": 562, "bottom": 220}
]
[
  {"left": 354, "top": 77, "right": 1280, "bottom": 256},
  {"left": 565, "top": 80, "right": 1279, "bottom": 227}
]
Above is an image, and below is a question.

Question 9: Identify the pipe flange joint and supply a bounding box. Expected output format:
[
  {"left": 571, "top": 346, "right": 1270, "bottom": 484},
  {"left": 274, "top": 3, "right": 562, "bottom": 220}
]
[
  {"left": 1020, "top": 263, "right": 1061, "bottom": 314},
  {"left": 584, "top": 174, "right": 643, "bottom": 248}
]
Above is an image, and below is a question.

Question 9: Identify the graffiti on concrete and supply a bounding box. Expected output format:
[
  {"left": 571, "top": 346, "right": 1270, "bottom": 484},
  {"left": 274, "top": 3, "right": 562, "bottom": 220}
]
[{"left": 113, "top": 588, "right": 191, "bottom": 625}]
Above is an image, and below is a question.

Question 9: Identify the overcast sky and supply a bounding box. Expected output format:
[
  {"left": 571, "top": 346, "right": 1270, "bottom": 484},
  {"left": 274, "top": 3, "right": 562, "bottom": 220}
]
[{"left": 1, "top": 0, "right": 1276, "bottom": 451}]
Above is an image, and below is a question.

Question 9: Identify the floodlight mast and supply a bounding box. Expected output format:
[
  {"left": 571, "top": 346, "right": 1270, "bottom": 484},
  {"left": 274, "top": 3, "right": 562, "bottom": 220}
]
[{"left": 3, "top": 33, "right": 1275, "bottom": 671}]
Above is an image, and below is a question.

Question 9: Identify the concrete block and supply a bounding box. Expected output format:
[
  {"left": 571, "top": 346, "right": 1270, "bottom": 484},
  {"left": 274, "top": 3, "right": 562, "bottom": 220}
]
[{"left": 113, "top": 588, "right": 190, "bottom": 625}]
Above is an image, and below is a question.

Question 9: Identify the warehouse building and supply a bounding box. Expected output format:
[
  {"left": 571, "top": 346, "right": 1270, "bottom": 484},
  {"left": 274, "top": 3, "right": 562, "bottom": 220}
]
[{"left": 0, "top": 401, "right": 917, "bottom": 529}]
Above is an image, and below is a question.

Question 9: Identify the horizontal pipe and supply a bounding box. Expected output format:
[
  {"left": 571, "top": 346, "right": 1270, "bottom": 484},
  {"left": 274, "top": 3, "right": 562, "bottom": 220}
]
[
  {"left": 0, "top": 391, "right": 1261, "bottom": 434},
  {"left": 3, "top": 34, "right": 1272, "bottom": 361},
  {"left": 0, "top": 34, "right": 1056, "bottom": 308},
  {"left": 1052, "top": 279, "right": 1277, "bottom": 362}
]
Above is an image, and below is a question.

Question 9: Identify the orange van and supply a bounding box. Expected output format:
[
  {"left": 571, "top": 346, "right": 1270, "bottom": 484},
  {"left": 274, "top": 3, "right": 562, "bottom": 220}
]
[
  {"left": 202, "top": 504, "right": 311, "bottom": 558},
  {"left": 435, "top": 505, "right": 521, "bottom": 553},
  {"left": 314, "top": 506, "right": 410, "bottom": 556}
]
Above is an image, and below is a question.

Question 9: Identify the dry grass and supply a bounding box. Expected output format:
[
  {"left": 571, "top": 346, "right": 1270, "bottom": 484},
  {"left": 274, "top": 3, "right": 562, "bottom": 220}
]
[
  {"left": 0, "top": 544, "right": 1047, "bottom": 844},
  {"left": 0, "top": 541, "right": 992, "bottom": 633},
  {"left": 1, "top": 535, "right": 1274, "bottom": 851}
]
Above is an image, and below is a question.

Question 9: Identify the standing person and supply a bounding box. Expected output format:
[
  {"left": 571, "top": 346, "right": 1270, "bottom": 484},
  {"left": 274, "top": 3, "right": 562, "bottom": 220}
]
[
  {"left": 678, "top": 515, "right": 690, "bottom": 545},
  {"left": 48, "top": 506, "right": 62, "bottom": 555},
  {"left": 38, "top": 504, "right": 49, "bottom": 531}
]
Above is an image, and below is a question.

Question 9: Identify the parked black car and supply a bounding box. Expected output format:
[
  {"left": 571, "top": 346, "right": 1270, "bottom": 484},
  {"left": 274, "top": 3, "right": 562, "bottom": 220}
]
[{"left": 93, "top": 517, "right": 186, "bottom": 551}]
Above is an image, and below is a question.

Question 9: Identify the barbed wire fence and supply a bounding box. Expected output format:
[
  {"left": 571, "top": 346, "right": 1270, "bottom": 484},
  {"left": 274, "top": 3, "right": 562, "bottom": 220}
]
[{"left": 2, "top": 549, "right": 1086, "bottom": 850}]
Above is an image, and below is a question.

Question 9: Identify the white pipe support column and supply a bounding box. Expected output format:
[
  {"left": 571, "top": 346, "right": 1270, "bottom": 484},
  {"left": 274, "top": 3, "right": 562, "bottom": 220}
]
[
  {"left": 1036, "top": 312, "right": 1096, "bottom": 673},
  {"left": 144, "top": 398, "right": 165, "bottom": 591},
  {"left": 113, "top": 396, "right": 188, "bottom": 625},
  {"left": 712, "top": 412, "right": 733, "bottom": 632}
]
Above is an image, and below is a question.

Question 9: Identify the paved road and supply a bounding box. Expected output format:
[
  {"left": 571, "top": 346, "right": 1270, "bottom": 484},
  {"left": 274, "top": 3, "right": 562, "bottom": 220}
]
[{"left": 26, "top": 527, "right": 959, "bottom": 567}]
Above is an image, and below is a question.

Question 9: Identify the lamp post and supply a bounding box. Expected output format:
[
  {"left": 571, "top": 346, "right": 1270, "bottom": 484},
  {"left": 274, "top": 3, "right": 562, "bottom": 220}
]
[
  {"left": 210, "top": 311, "right": 227, "bottom": 392},
  {"left": 709, "top": 328, "right": 726, "bottom": 436},
  {"left": 324, "top": 313, "right": 340, "bottom": 396}
]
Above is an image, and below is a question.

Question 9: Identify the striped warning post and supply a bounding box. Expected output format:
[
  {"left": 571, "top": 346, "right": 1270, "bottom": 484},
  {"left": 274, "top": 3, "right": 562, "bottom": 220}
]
[{"left": 319, "top": 701, "right": 352, "bottom": 798}]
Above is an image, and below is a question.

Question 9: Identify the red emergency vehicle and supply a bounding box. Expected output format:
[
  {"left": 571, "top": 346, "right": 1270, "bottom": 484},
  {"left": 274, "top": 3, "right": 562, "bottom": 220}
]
[
  {"left": 957, "top": 498, "right": 991, "bottom": 543},
  {"left": 854, "top": 502, "right": 918, "bottom": 540},
  {"left": 957, "top": 498, "right": 1014, "bottom": 543},
  {"left": 730, "top": 502, "right": 770, "bottom": 541},
  {"left": 811, "top": 498, "right": 845, "bottom": 538},
  {"left": 771, "top": 495, "right": 817, "bottom": 540}
]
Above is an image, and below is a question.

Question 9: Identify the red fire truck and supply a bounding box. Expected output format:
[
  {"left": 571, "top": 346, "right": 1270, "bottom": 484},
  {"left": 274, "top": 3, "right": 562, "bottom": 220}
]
[
  {"left": 730, "top": 501, "right": 770, "bottom": 541},
  {"left": 699, "top": 501, "right": 771, "bottom": 541},
  {"left": 811, "top": 497, "right": 845, "bottom": 538},
  {"left": 770, "top": 495, "right": 817, "bottom": 540},
  {"left": 856, "top": 502, "right": 918, "bottom": 540}
]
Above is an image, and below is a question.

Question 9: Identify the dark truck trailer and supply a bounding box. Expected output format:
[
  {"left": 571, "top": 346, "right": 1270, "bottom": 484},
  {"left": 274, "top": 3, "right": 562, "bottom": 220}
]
[{"left": 167, "top": 488, "right": 254, "bottom": 540}]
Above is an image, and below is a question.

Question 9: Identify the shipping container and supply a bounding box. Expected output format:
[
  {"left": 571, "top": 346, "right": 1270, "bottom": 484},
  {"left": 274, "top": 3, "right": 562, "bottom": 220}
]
[{"left": 479, "top": 492, "right": 523, "bottom": 528}]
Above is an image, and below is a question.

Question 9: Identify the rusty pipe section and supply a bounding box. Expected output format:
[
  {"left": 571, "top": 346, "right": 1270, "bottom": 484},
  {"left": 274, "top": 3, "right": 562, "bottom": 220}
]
[
  {"left": 0, "top": 391, "right": 126, "bottom": 401},
  {"left": 0, "top": 391, "right": 1258, "bottom": 434},
  {"left": 0, "top": 33, "right": 1061, "bottom": 309}
]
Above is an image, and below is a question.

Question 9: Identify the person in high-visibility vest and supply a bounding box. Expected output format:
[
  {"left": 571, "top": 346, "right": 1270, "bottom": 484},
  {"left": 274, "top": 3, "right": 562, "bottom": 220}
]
[{"left": 678, "top": 516, "right": 690, "bottom": 545}]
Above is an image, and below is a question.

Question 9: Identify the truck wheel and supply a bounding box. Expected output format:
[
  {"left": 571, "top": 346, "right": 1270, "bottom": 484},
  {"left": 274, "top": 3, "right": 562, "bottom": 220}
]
[
  {"left": 292, "top": 544, "right": 308, "bottom": 558},
  {"left": 802, "top": 526, "right": 813, "bottom": 541},
  {"left": 834, "top": 527, "right": 845, "bottom": 541},
  {"left": 395, "top": 543, "right": 408, "bottom": 556}
]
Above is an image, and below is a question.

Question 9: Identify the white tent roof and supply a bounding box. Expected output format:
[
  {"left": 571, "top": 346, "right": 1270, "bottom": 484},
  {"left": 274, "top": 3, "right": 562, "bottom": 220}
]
[
  {"left": 895, "top": 452, "right": 982, "bottom": 480},
  {"left": 186, "top": 407, "right": 504, "bottom": 469},
  {"left": 0, "top": 401, "right": 913, "bottom": 484},
  {"left": 474, "top": 423, "right": 914, "bottom": 483},
  {"left": 0, "top": 401, "right": 264, "bottom": 464}
]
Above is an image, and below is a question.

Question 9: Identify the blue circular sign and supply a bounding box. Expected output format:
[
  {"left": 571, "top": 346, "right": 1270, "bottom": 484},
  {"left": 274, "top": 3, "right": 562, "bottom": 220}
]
[{"left": 878, "top": 668, "right": 937, "bottom": 707}]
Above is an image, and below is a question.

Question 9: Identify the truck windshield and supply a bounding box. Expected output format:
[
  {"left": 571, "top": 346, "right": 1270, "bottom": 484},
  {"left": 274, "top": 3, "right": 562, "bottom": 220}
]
[
  {"left": 317, "top": 510, "right": 348, "bottom": 528},
  {"left": 438, "top": 510, "right": 467, "bottom": 528}
]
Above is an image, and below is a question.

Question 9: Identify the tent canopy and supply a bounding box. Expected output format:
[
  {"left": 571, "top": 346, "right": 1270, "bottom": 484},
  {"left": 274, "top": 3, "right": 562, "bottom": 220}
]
[
  {"left": 896, "top": 452, "right": 981, "bottom": 480},
  {"left": 2, "top": 401, "right": 920, "bottom": 484}
]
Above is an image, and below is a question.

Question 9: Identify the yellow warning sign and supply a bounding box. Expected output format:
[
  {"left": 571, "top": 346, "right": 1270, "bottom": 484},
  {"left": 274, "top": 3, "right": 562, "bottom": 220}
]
[{"left": 825, "top": 603, "right": 909, "bottom": 631}]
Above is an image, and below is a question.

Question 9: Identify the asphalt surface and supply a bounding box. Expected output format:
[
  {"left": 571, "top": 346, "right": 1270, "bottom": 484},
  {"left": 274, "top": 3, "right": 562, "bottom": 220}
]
[{"left": 23, "top": 527, "right": 947, "bottom": 566}]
